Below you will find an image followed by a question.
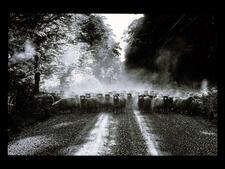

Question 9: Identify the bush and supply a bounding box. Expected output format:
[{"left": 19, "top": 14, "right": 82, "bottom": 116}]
[{"left": 200, "top": 89, "right": 217, "bottom": 121}]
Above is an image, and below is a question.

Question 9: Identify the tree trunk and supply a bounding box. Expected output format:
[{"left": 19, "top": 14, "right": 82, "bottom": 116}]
[{"left": 34, "top": 53, "right": 40, "bottom": 95}]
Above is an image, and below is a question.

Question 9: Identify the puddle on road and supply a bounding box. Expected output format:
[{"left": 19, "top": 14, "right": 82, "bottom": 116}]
[
  {"left": 133, "top": 110, "right": 162, "bottom": 155},
  {"left": 52, "top": 122, "right": 74, "bottom": 129},
  {"left": 200, "top": 131, "right": 217, "bottom": 136}
]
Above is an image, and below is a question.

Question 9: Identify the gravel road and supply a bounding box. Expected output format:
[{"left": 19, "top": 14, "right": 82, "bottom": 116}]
[{"left": 8, "top": 110, "right": 217, "bottom": 156}]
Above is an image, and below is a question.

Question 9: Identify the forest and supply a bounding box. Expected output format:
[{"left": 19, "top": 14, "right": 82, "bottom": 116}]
[
  {"left": 8, "top": 13, "right": 218, "bottom": 156},
  {"left": 8, "top": 14, "right": 122, "bottom": 137}
]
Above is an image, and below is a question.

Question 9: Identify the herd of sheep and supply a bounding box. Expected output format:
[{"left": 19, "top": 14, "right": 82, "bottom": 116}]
[
  {"left": 31, "top": 90, "right": 217, "bottom": 121},
  {"left": 51, "top": 93, "right": 128, "bottom": 114},
  {"left": 137, "top": 91, "right": 217, "bottom": 121}
]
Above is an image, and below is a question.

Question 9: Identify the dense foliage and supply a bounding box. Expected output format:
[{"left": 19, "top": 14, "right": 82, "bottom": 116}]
[
  {"left": 124, "top": 14, "right": 217, "bottom": 85},
  {"left": 8, "top": 14, "right": 121, "bottom": 137}
]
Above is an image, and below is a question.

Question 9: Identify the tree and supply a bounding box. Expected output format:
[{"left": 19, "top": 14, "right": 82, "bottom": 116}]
[
  {"left": 124, "top": 14, "right": 217, "bottom": 85},
  {"left": 8, "top": 13, "right": 74, "bottom": 95},
  {"left": 77, "top": 14, "right": 122, "bottom": 83}
]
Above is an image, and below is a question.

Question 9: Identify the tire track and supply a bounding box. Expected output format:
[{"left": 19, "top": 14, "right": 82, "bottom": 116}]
[
  {"left": 133, "top": 110, "right": 162, "bottom": 155},
  {"left": 60, "top": 112, "right": 118, "bottom": 156}
]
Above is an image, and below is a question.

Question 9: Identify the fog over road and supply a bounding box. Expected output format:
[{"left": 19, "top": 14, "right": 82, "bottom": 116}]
[
  {"left": 8, "top": 109, "right": 217, "bottom": 156},
  {"left": 8, "top": 14, "right": 218, "bottom": 157}
]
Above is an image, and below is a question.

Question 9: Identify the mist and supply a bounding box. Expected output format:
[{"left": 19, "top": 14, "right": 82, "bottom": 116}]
[
  {"left": 39, "top": 14, "right": 216, "bottom": 100},
  {"left": 8, "top": 40, "right": 35, "bottom": 66},
  {"left": 8, "top": 13, "right": 218, "bottom": 156}
]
